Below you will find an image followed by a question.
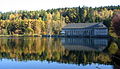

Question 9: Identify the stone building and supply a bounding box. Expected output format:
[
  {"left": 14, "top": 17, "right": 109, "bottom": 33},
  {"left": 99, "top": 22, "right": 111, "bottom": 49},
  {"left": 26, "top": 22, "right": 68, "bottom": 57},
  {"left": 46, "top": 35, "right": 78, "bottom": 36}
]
[{"left": 61, "top": 23, "right": 108, "bottom": 37}]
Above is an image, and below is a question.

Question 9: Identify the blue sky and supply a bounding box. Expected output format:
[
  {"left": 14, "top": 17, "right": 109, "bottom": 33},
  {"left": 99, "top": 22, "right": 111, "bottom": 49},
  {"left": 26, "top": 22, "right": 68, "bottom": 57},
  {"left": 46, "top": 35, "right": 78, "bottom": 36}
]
[{"left": 0, "top": 0, "right": 120, "bottom": 12}]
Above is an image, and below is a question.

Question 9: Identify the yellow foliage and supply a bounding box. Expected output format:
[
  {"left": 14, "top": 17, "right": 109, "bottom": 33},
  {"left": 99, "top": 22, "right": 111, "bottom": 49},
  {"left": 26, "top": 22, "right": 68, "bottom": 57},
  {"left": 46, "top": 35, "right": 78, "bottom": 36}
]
[{"left": 108, "top": 42, "right": 119, "bottom": 54}]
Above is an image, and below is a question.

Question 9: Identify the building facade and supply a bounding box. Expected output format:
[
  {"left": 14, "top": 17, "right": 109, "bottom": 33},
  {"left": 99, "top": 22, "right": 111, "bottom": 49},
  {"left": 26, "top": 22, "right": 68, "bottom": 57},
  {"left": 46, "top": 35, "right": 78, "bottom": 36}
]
[{"left": 61, "top": 23, "right": 108, "bottom": 37}]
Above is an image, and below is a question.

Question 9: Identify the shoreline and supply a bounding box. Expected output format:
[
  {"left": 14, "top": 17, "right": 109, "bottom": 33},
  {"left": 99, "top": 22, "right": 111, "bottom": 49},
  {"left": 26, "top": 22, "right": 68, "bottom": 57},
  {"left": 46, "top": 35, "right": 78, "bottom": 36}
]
[
  {"left": 0, "top": 34, "right": 112, "bottom": 38},
  {"left": 0, "top": 34, "right": 42, "bottom": 37}
]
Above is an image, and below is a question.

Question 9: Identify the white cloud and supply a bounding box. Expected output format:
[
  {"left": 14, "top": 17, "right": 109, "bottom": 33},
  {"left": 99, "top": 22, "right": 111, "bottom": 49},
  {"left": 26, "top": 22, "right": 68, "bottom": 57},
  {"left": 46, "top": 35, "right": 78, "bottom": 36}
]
[{"left": 0, "top": 0, "right": 119, "bottom": 12}]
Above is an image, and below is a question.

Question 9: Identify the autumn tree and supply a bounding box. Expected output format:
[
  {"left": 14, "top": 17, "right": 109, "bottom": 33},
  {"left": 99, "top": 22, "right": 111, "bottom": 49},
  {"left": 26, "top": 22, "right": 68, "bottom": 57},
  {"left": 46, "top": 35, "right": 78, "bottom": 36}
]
[{"left": 112, "top": 13, "right": 120, "bottom": 36}]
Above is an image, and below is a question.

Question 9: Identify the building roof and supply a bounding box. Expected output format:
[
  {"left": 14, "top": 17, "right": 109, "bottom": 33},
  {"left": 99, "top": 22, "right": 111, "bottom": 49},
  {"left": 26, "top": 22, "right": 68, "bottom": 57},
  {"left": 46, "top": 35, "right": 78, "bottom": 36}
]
[{"left": 63, "top": 23, "right": 107, "bottom": 29}]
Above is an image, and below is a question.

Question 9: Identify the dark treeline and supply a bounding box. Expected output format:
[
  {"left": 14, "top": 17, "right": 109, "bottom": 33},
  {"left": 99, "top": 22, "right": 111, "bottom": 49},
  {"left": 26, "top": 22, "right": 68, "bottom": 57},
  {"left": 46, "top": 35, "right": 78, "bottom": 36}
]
[{"left": 0, "top": 5, "right": 120, "bottom": 35}]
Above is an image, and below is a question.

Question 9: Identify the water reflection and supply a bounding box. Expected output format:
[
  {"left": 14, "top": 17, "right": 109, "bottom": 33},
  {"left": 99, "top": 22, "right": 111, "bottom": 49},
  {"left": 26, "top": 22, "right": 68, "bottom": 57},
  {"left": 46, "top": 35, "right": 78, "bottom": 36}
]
[
  {"left": 0, "top": 37, "right": 119, "bottom": 69},
  {"left": 0, "top": 37, "right": 64, "bottom": 61},
  {"left": 110, "top": 39, "right": 120, "bottom": 69},
  {"left": 112, "top": 49, "right": 120, "bottom": 69},
  {"left": 62, "top": 38, "right": 108, "bottom": 51}
]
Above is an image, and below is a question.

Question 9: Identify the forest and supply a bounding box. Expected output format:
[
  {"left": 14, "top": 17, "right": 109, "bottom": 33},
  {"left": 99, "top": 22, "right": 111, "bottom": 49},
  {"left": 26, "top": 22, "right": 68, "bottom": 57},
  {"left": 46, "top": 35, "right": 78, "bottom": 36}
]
[{"left": 0, "top": 5, "right": 120, "bottom": 35}]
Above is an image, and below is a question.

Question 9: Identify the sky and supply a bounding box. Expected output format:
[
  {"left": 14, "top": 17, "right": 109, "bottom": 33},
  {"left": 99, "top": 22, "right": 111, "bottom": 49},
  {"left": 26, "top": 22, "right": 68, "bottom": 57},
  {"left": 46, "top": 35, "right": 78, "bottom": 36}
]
[{"left": 0, "top": 0, "right": 120, "bottom": 12}]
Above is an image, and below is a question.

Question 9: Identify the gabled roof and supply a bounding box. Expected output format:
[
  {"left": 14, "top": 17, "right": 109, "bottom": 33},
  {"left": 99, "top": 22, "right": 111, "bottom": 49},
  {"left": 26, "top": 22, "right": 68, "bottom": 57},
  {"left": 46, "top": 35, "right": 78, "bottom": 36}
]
[{"left": 63, "top": 22, "right": 107, "bottom": 29}]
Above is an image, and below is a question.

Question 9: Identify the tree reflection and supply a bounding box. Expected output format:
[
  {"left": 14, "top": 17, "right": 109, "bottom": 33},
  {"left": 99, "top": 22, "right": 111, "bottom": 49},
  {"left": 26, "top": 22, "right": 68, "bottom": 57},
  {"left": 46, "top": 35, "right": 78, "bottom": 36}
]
[
  {"left": 110, "top": 39, "right": 120, "bottom": 69},
  {"left": 0, "top": 37, "right": 118, "bottom": 66},
  {"left": 0, "top": 37, "right": 65, "bottom": 61}
]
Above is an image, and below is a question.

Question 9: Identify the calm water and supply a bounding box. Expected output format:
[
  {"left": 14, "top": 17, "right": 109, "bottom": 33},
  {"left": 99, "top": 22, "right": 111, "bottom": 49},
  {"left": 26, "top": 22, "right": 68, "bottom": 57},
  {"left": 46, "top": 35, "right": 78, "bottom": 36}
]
[{"left": 0, "top": 37, "right": 119, "bottom": 69}]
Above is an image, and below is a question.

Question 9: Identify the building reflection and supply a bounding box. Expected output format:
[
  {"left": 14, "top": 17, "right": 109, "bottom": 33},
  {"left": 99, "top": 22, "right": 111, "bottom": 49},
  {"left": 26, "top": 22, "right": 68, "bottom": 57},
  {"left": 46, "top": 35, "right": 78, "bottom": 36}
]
[{"left": 62, "top": 38, "right": 109, "bottom": 51}]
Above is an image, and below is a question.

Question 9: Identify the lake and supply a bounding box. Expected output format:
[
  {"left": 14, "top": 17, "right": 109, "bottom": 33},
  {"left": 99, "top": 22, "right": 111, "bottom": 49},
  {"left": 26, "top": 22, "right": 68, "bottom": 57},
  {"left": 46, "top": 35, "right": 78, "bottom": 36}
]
[{"left": 0, "top": 37, "right": 119, "bottom": 69}]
